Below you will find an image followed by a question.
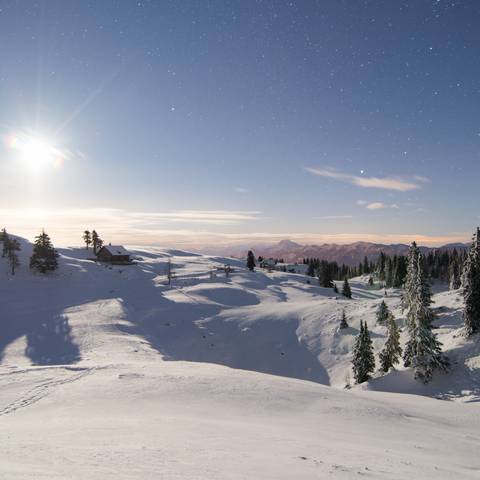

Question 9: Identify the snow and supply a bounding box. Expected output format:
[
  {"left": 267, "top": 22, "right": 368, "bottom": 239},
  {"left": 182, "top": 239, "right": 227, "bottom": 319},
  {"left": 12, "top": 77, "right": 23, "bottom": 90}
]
[
  {"left": 99, "top": 245, "right": 130, "bottom": 256},
  {"left": 0, "top": 240, "right": 479, "bottom": 478}
]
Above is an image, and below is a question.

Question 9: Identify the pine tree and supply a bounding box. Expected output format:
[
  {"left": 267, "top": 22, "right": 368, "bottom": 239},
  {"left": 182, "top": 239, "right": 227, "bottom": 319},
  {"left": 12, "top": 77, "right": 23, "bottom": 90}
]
[
  {"left": 339, "top": 309, "right": 349, "bottom": 329},
  {"left": 91, "top": 230, "right": 103, "bottom": 255},
  {"left": 403, "top": 242, "right": 448, "bottom": 383},
  {"left": 318, "top": 260, "right": 334, "bottom": 288},
  {"left": 7, "top": 238, "right": 21, "bottom": 275},
  {"left": 29, "top": 231, "right": 58, "bottom": 273},
  {"left": 379, "top": 313, "right": 402, "bottom": 372},
  {"left": 306, "top": 260, "right": 316, "bottom": 277},
  {"left": 394, "top": 255, "right": 407, "bottom": 288},
  {"left": 461, "top": 227, "right": 480, "bottom": 336},
  {"left": 246, "top": 250, "right": 256, "bottom": 271},
  {"left": 342, "top": 277, "right": 352, "bottom": 299},
  {"left": 385, "top": 257, "right": 393, "bottom": 288},
  {"left": 352, "top": 320, "right": 375, "bottom": 383},
  {"left": 376, "top": 300, "right": 389, "bottom": 325},
  {"left": 363, "top": 256, "right": 370, "bottom": 274},
  {"left": 449, "top": 260, "right": 461, "bottom": 290},
  {"left": 2, "top": 229, "right": 9, "bottom": 258},
  {"left": 83, "top": 230, "right": 92, "bottom": 250},
  {"left": 377, "top": 252, "right": 386, "bottom": 281},
  {"left": 402, "top": 242, "right": 433, "bottom": 325}
]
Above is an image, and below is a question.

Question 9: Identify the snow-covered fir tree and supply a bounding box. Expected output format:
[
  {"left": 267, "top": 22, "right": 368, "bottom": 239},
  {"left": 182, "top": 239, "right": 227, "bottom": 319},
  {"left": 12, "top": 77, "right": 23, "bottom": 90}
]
[
  {"left": 379, "top": 313, "right": 402, "bottom": 373},
  {"left": 342, "top": 277, "right": 352, "bottom": 299},
  {"left": 352, "top": 320, "right": 375, "bottom": 384},
  {"left": 402, "top": 242, "right": 433, "bottom": 326},
  {"left": 403, "top": 243, "right": 448, "bottom": 383},
  {"left": 83, "top": 230, "right": 92, "bottom": 250},
  {"left": 29, "top": 231, "right": 58, "bottom": 273},
  {"left": 449, "top": 260, "right": 461, "bottom": 290},
  {"left": 339, "top": 309, "right": 349, "bottom": 329},
  {"left": 246, "top": 250, "right": 256, "bottom": 271},
  {"left": 376, "top": 300, "right": 389, "bottom": 325},
  {"left": 461, "top": 227, "right": 480, "bottom": 336}
]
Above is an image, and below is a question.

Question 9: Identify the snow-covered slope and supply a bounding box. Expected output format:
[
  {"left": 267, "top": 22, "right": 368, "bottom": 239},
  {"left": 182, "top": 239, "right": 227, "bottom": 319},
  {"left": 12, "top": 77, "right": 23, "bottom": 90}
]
[{"left": 0, "top": 240, "right": 479, "bottom": 478}]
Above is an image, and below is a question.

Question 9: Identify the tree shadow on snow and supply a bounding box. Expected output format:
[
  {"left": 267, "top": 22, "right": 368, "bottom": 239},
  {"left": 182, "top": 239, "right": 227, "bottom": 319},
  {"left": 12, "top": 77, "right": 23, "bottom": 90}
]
[{"left": 25, "top": 314, "right": 80, "bottom": 365}]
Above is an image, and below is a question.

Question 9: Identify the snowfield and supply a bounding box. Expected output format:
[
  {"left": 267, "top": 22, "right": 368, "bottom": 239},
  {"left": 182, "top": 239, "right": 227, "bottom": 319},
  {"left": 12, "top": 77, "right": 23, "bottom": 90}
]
[{"left": 1, "top": 239, "right": 479, "bottom": 479}]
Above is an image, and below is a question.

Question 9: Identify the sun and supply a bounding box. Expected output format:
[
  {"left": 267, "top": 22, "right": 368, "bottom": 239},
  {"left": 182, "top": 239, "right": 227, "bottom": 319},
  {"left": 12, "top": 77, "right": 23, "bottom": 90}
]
[{"left": 6, "top": 132, "right": 65, "bottom": 171}]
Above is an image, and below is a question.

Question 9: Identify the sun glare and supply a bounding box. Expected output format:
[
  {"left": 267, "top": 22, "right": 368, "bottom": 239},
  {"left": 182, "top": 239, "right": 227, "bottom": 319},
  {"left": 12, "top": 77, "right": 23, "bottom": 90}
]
[{"left": 6, "top": 133, "right": 65, "bottom": 171}]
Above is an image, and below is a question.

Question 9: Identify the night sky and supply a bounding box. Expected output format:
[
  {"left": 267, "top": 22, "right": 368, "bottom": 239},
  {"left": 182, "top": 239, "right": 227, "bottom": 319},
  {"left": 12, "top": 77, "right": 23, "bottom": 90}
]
[{"left": 0, "top": 1, "right": 479, "bottom": 246}]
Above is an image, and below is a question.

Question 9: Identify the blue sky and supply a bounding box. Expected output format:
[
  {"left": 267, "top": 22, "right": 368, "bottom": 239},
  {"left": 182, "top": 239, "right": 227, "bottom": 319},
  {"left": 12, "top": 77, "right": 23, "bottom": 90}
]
[{"left": 0, "top": 1, "right": 479, "bottom": 246}]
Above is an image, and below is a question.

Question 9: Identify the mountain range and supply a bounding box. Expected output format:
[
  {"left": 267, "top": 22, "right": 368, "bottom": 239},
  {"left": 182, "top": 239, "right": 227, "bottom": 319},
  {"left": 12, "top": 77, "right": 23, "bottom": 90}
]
[{"left": 199, "top": 240, "right": 469, "bottom": 266}]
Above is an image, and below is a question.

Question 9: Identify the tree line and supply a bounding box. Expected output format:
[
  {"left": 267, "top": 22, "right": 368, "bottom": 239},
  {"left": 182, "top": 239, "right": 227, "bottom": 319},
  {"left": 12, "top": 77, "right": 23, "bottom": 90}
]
[{"left": 304, "top": 247, "right": 466, "bottom": 290}]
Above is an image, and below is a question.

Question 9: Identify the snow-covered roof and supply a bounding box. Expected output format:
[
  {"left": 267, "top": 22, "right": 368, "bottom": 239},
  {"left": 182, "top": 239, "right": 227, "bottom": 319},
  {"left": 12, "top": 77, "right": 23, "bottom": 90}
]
[{"left": 101, "top": 245, "right": 130, "bottom": 256}]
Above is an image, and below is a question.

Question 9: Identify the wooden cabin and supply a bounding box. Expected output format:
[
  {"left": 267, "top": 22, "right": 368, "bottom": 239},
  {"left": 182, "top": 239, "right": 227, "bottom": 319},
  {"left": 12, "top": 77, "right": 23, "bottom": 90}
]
[{"left": 96, "top": 245, "right": 131, "bottom": 264}]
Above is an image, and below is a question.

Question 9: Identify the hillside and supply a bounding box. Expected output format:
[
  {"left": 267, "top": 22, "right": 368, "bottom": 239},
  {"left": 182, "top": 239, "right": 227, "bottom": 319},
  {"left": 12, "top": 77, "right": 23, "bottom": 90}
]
[{"left": 0, "top": 239, "right": 479, "bottom": 479}]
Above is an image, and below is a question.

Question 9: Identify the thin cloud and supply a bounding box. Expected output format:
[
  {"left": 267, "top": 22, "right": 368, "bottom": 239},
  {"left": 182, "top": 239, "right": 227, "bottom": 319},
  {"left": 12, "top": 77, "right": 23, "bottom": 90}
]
[
  {"left": 234, "top": 187, "right": 249, "bottom": 194},
  {"left": 413, "top": 175, "right": 430, "bottom": 183},
  {"left": 365, "top": 202, "right": 399, "bottom": 210},
  {"left": 366, "top": 202, "right": 387, "bottom": 210},
  {"left": 128, "top": 210, "right": 261, "bottom": 224},
  {"left": 305, "top": 167, "right": 427, "bottom": 192},
  {"left": 318, "top": 215, "right": 354, "bottom": 220}
]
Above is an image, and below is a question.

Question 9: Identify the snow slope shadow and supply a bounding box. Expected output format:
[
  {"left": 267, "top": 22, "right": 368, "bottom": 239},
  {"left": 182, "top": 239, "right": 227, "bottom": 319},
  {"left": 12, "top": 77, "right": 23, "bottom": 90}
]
[{"left": 115, "top": 277, "right": 330, "bottom": 384}]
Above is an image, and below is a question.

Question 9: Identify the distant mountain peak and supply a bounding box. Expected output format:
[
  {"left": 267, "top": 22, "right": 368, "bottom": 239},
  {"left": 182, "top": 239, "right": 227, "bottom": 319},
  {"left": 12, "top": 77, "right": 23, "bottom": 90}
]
[{"left": 276, "top": 239, "right": 301, "bottom": 248}]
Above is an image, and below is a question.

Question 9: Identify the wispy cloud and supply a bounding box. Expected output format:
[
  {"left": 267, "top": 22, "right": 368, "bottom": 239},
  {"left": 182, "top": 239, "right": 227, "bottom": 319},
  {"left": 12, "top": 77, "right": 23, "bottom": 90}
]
[
  {"left": 305, "top": 167, "right": 427, "bottom": 192},
  {"left": 234, "top": 187, "right": 249, "bottom": 194},
  {"left": 317, "top": 215, "right": 354, "bottom": 220},
  {"left": 413, "top": 175, "right": 430, "bottom": 184},
  {"left": 365, "top": 202, "right": 399, "bottom": 210},
  {"left": 366, "top": 202, "right": 387, "bottom": 210},
  {"left": 128, "top": 210, "right": 261, "bottom": 224}
]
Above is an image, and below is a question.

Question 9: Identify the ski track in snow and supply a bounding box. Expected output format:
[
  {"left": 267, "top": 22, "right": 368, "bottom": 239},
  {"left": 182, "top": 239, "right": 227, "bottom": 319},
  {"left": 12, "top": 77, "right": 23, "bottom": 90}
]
[{"left": 0, "top": 367, "right": 95, "bottom": 417}]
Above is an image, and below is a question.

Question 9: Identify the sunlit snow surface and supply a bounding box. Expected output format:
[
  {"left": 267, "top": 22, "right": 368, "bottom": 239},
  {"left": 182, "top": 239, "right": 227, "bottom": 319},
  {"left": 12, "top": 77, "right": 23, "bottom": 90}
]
[{"left": 0, "top": 240, "right": 479, "bottom": 479}]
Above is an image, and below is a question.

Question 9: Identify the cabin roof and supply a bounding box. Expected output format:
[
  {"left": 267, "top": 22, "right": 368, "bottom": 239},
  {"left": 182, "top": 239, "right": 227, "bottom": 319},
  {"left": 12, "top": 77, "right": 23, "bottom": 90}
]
[{"left": 100, "top": 245, "right": 130, "bottom": 256}]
